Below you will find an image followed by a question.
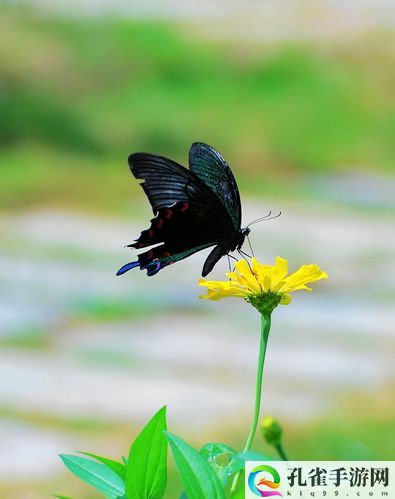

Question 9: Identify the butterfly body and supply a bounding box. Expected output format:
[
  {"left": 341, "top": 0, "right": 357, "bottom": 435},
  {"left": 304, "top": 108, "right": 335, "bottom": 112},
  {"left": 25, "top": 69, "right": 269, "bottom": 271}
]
[{"left": 117, "top": 143, "right": 247, "bottom": 277}]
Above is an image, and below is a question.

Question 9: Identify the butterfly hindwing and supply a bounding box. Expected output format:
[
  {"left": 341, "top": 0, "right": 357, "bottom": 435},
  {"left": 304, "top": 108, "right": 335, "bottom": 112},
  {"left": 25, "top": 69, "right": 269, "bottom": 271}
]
[{"left": 125, "top": 201, "right": 224, "bottom": 275}]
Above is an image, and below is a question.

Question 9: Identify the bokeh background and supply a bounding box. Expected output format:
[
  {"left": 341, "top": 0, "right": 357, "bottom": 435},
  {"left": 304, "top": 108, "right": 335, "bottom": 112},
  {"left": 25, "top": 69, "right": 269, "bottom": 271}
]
[{"left": 1, "top": 1, "right": 394, "bottom": 497}]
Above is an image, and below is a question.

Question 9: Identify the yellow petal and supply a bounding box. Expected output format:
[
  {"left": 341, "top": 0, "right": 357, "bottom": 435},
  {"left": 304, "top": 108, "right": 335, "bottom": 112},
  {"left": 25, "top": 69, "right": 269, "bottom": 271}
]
[
  {"left": 251, "top": 258, "right": 273, "bottom": 291},
  {"left": 252, "top": 257, "right": 288, "bottom": 291},
  {"left": 199, "top": 278, "right": 247, "bottom": 300},
  {"left": 269, "top": 257, "right": 288, "bottom": 290},
  {"left": 273, "top": 257, "right": 289, "bottom": 280},
  {"left": 231, "top": 259, "right": 261, "bottom": 293},
  {"left": 280, "top": 264, "right": 328, "bottom": 293}
]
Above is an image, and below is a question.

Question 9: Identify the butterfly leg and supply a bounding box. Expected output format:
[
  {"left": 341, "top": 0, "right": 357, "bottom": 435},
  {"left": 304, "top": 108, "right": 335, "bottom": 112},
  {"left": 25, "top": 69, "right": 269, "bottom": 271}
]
[
  {"left": 238, "top": 248, "right": 252, "bottom": 259},
  {"left": 237, "top": 249, "right": 254, "bottom": 274},
  {"left": 246, "top": 233, "right": 255, "bottom": 257},
  {"left": 227, "top": 253, "right": 238, "bottom": 273}
]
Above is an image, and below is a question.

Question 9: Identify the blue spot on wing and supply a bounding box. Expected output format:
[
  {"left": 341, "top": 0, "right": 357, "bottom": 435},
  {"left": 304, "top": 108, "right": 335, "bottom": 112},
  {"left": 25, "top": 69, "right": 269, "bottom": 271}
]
[
  {"left": 146, "top": 261, "right": 161, "bottom": 276},
  {"left": 116, "top": 261, "right": 140, "bottom": 276}
]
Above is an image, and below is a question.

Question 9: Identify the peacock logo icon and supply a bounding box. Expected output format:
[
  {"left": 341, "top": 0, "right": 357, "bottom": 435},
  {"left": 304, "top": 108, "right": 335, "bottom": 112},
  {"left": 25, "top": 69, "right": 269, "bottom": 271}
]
[{"left": 248, "top": 464, "right": 283, "bottom": 497}]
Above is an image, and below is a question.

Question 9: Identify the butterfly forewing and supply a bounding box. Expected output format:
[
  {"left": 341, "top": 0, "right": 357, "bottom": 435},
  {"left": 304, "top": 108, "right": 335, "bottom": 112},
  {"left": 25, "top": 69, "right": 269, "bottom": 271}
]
[
  {"left": 128, "top": 153, "right": 191, "bottom": 211},
  {"left": 129, "top": 152, "right": 232, "bottom": 217},
  {"left": 188, "top": 142, "right": 242, "bottom": 230}
]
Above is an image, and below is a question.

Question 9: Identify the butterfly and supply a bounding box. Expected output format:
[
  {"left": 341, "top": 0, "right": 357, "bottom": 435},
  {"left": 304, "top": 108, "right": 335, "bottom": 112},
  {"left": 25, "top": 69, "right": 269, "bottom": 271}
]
[{"left": 116, "top": 142, "right": 250, "bottom": 277}]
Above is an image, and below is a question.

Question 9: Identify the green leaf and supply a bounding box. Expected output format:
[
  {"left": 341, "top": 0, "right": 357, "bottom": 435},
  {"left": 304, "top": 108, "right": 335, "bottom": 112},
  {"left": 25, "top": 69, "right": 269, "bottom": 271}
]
[
  {"left": 59, "top": 454, "right": 125, "bottom": 498},
  {"left": 200, "top": 443, "right": 239, "bottom": 486},
  {"left": 125, "top": 406, "right": 167, "bottom": 499},
  {"left": 79, "top": 452, "right": 126, "bottom": 480},
  {"left": 166, "top": 432, "right": 225, "bottom": 499},
  {"left": 236, "top": 450, "right": 273, "bottom": 462},
  {"left": 198, "top": 445, "right": 274, "bottom": 490},
  {"left": 200, "top": 443, "right": 237, "bottom": 462},
  {"left": 232, "top": 471, "right": 245, "bottom": 499}
]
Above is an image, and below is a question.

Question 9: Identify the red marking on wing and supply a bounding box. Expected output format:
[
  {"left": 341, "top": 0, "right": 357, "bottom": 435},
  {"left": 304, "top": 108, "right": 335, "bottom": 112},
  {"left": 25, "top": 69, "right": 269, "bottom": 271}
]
[
  {"left": 155, "top": 218, "right": 164, "bottom": 229},
  {"left": 180, "top": 202, "right": 189, "bottom": 212},
  {"left": 164, "top": 209, "right": 173, "bottom": 219}
]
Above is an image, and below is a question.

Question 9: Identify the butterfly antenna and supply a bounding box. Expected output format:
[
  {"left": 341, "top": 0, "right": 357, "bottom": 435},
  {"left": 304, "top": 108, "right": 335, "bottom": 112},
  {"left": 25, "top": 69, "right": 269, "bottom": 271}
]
[
  {"left": 271, "top": 210, "right": 282, "bottom": 220},
  {"left": 247, "top": 211, "right": 282, "bottom": 227},
  {"left": 247, "top": 211, "right": 271, "bottom": 228}
]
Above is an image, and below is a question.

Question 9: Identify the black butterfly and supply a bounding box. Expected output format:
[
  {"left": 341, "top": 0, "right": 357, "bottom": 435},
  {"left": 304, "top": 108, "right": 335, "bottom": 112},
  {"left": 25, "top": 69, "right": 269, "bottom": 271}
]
[{"left": 116, "top": 142, "right": 249, "bottom": 277}]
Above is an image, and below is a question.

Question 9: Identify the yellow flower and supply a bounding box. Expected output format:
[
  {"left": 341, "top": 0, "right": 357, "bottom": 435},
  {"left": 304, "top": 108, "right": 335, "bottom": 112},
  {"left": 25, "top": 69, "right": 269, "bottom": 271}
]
[{"left": 199, "top": 257, "right": 328, "bottom": 315}]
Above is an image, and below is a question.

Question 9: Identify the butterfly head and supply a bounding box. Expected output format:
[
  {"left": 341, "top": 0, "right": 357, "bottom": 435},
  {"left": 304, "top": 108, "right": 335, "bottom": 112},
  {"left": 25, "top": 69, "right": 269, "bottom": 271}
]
[{"left": 236, "top": 226, "right": 250, "bottom": 250}]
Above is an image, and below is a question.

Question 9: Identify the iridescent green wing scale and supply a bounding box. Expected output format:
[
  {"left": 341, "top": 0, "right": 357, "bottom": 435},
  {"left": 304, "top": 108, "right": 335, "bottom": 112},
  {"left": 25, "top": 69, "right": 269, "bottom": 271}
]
[{"left": 188, "top": 142, "right": 242, "bottom": 230}]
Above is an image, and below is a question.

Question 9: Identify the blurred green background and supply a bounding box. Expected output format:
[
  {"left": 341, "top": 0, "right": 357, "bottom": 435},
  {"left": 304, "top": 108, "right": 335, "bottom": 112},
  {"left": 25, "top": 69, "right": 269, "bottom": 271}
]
[{"left": 0, "top": 2, "right": 394, "bottom": 497}]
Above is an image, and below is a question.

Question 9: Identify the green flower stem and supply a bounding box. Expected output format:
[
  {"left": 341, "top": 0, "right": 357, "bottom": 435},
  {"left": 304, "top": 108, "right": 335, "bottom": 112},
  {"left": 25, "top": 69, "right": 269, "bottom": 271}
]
[
  {"left": 231, "top": 313, "right": 271, "bottom": 495},
  {"left": 275, "top": 443, "right": 288, "bottom": 461},
  {"left": 242, "top": 313, "right": 271, "bottom": 452}
]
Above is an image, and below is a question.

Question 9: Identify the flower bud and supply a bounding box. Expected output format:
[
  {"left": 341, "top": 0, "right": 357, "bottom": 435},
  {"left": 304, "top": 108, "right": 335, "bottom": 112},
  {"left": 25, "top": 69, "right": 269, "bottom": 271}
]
[{"left": 261, "top": 416, "right": 283, "bottom": 447}]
